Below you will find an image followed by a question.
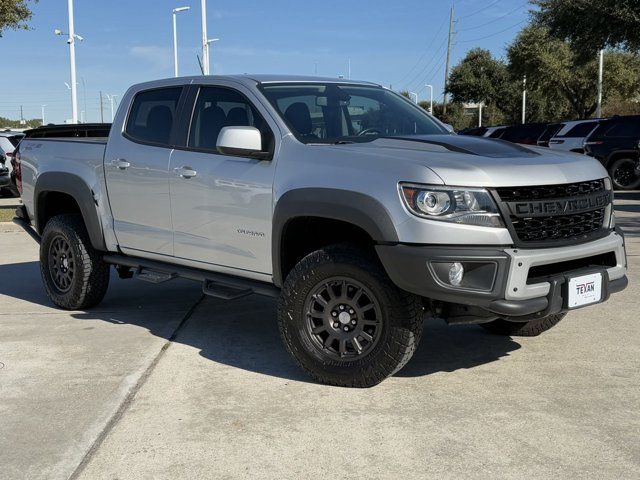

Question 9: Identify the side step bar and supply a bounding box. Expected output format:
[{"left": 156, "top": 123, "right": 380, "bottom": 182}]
[
  {"left": 103, "top": 254, "right": 280, "bottom": 299},
  {"left": 13, "top": 212, "right": 42, "bottom": 244}
]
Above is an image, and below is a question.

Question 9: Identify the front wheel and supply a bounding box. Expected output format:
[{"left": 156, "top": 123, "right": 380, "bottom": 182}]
[
  {"left": 609, "top": 158, "right": 640, "bottom": 190},
  {"left": 40, "top": 214, "right": 110, "bottom": 310},
  {"left": 479, "top": 313, "right": 566, "bottom": 337},
  {"left": 278, "top": 245, "right": 424, "bottom": 388}
]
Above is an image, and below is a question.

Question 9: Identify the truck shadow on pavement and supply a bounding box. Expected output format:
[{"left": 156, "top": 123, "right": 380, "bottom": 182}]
[{"left": 0, "top": 262, "right": 521, "bottom": 383}]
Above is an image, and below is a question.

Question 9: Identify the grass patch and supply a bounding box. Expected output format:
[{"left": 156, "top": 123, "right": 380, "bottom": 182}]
[{"left": 0, "top": 208, "right": 15, "bottom": 222}]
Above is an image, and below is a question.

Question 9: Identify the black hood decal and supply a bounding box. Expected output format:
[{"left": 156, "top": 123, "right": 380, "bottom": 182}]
[{"left": 383, "top": 134, "right": 540, "bottom": 158}]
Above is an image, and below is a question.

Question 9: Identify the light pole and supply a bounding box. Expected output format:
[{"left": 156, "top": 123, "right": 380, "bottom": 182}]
[
  {"left": 41, "top": 105, "right": 47, "bottom": 125},
  {"left": 596, "top": 49, "right": 604, "bottom": 118},
  {"left": 105, "top": 94, "right": 118, "bottom": 122},
  {"left": 55, "top": 0, "right": 83, "bottom": 124},
  {"left": 172, "top": 6, "right": 190, "bottom": 77},
  {"left": 521, "top": 75, "right": 527, "bottom": 124},
  {"left": 424, "top": 84, "right": 433, "bottom": 114},
  {"left": 408, "top": 92, "right": 418, "bottom": 104}
]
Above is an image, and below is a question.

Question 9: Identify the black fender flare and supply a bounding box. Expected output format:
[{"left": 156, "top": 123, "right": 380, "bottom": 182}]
[
  {"left": 34, "top": 171, "right": 106, "bottom": 251},
  {"left": 272, "top": 188, "right": 399, "bottom": 286}
]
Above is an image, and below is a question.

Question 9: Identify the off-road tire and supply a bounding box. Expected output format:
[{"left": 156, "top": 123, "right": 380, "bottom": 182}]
[
  {"left": 609, "top": 157, "right": 640, "bottom": 190},
  {"left": 480, "top": 313, "right": 566, "bottom": 337},
  {"left": 278, "top": 244, "right": 424, "bottom": 388},
  {"left": 40, "top": 214, "right": 110, "bottom": 310}
]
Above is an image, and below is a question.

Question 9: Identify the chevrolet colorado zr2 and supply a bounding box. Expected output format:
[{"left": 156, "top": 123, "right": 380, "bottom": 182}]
[{"left": 13, "top": 75, "right": 628, "bottom": 387}]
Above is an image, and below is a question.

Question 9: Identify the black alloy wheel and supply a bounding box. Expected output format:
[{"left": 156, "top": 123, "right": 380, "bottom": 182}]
[
  {"left": 48, "top": 235, "right": 75, "bottom": 293},
  {"left": 610, "top": 158, "right": 640, "bottom": 190},
  {"left": 304, "top": 277, "right": 382, "bottom": 361}
]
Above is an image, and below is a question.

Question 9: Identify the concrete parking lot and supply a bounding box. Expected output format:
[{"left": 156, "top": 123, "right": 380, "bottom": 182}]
[{"left": 1, "top": 193, "right": 639, "bottom": 480}]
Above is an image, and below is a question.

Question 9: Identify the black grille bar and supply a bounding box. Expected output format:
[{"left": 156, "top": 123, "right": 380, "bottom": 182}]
[{"left": 494, "top": 179, "right": 610, "bottom": 247}]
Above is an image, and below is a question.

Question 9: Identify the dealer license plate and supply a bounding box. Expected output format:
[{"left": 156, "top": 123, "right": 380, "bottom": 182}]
[{"left": 567, "top": 272, "right": 603, "bottom": 308}]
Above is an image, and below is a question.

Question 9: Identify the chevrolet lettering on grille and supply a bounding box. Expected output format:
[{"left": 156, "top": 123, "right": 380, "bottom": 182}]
[{"left": 506, "top": 192, "right": 611, "bottom": 218}]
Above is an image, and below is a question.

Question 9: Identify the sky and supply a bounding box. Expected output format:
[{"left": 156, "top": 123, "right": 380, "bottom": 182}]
[{"left": 0, "top": 0, "right": 531, "bottom": 124}]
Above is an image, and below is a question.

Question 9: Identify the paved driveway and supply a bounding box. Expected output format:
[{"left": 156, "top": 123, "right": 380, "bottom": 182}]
[{"left": 1, "top": 193, "right": 639, "bottom": 480}]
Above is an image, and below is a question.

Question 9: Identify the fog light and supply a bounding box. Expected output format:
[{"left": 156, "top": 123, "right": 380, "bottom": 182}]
[{"left": 448, "top": 262, "right": 464, "bottom": 286}]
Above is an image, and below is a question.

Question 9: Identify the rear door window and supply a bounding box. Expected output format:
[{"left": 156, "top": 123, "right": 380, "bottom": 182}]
[
  {"left": 561, "top": 122, "right": 597, "bottom": 138},
  {"left": 488, "top": 127, "right": 506, "bottom": 138},
  {"left": 538, "top": 124, "right": 563, "bottom": 143},
  {"left": 604, "top": 120, "right": 640, "bottom": 137},
  {"left": 125, "top": 87, "right": 183, "bottom": 146}
]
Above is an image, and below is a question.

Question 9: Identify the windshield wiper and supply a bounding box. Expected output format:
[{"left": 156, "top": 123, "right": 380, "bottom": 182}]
[{"left": 332, "top": 140, "right": 355, "bottom": 145}]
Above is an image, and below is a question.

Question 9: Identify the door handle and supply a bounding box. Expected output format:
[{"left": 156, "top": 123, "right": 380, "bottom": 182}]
[
  {"left": 113, "top": 159, "right": 131, "bottom": 170},
  {"left": 174, "top": 166, "right": 197, "bottom": 179}
]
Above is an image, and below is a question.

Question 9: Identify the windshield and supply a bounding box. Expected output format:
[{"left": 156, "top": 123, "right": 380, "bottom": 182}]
[{"left": 260, "top": 83, "right": 447, "bottom": 144}]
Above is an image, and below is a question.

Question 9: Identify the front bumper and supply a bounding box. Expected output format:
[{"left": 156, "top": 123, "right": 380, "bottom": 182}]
[{"left": 376, "top": 230, "right": 628, "bottom": 319}]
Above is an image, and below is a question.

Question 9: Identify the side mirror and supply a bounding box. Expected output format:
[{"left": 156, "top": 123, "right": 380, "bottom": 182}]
[
  {"left": 443, "top": 123, "right": 455, "bottom": 133},
  {"left": 217, "top": 126, "right": 264, "bottom": 158}
]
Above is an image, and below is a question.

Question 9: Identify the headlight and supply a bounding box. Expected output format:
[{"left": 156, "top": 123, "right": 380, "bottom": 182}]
[{"left": 400, "top": 183, "right": 504, "bottom": 228}]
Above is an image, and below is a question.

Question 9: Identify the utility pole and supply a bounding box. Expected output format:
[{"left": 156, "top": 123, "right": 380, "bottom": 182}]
[
  {"left": 478, "top": 103, "right": 483, "bottom": 127},
  {"left": 596, "top": 49, "right": 604, "bottom": 118},
  {"left": 442, "top": 5, "right": 455, "bottom": 115},
  {"left": 67, "top": 0, "right": 78, "bottom": 123},
  {"left": 41, "top": 105, "right": 46, "bottom": 125},
  {"left": 99, "top": 91, "right": 104, "bottom": 123},
  {"left": 20, "top": 105, "right": 24, "bottom": 125},
  {"left": 521, "top": 75, "right": 527, "bottom": 124},
  {"left": 200, "top": 0, "right": 209, "bottom": 74}
]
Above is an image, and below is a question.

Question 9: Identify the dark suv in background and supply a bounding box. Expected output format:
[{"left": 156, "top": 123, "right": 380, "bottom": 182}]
[{"left": 584, "top": 115, "right": 640, "bottom": 190}]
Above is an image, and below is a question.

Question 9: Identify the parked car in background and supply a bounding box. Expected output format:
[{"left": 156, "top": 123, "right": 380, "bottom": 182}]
[
  {"left": 536, "top": 123, "right": 564, "bottom": 147},
  {"left": 0, "top": 130, "right": 25, "bottom": 196},
  {"left": 498, "top": 123, "right": 548, "bottom": 145},
  {"left": 584, "top": 115, "right": 640, "bottom": 190},
  {"left": 548, "top": 119, "right": 600, "bottom": 154},
  {"left": 458, "top": 125, "right": 506, "bottom": 138}
]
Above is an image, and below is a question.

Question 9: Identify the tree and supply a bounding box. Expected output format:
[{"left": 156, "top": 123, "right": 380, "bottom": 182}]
[
  {"left": 446, "top": 48, "right": 531, "bottom": 124},
  {"left": 508, "top": 25, "right": 640, "bottom": 119},
  {"left": 0, "top": 0, "right": 36, "bottom": 37},
  {"left": 532, "top": 0, "right": 640, "bottom": 54}
]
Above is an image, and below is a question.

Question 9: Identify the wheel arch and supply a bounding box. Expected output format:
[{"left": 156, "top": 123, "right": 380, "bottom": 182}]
[
  {"left": 605, "top": 149, "right": 638, "bottom": 167},
  {"left": 272, "top": 188, "right": 399, "bottom": 287},
  {"left": 34, "top": 172, "right": 106, "bottom": 251}
]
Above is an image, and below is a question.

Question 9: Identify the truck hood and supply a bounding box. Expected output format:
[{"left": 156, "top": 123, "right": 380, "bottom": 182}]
[{"left": 333, "top": 134, "right": 608, "bottom": 187}]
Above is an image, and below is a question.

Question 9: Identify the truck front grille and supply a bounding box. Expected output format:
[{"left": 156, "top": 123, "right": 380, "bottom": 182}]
[{"left": 494, "top": 179, "right": 611, "bottom": 247}]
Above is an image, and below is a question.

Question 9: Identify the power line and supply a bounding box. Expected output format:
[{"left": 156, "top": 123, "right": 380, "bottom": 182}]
[
  {"left": 458, "top": 2, "right": 528, "bottom": 32},
  {"left": 403, "top": 37, "right": 449, "bottom": 91},
  {"left": 411, "top": 45, "right": 449, "bottom": 94},
  {"left": 458, "top": 20, "right": 526, "bottom": 43},
  {"left": 457, "top": 0, "right": 501, "bottom": 20},
  {"left": 394, "top": 21, "right": 447, "bottom": 87}
]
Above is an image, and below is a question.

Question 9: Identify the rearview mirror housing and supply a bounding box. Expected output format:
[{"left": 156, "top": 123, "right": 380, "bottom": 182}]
[{"left": 217, "top": 126, "right": 265, "bottom": 158}]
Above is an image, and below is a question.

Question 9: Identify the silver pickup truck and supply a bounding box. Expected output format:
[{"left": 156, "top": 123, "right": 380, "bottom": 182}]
[{"left": 14, "top": 75, "right": 628, "bottom": 387}]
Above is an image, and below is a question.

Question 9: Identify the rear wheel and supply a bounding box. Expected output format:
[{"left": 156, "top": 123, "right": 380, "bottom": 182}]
[
  {"left": 609, "top": 157, "right": 640, "bottom": 190},
  {"left": 278, "top": 244, "right": 424, "bottom": 387},
  {"left": 479, "top": 313, "right": 566, "bottom": 337},
  {"left": 40, "top": 214, "right": 110, "bottom": 310}
]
